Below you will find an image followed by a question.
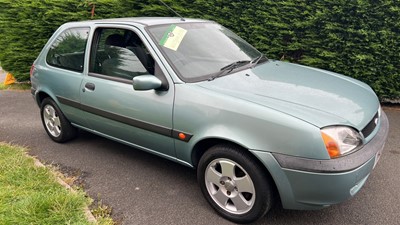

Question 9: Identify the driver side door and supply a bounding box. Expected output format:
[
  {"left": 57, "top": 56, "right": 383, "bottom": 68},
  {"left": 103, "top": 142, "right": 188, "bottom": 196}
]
[{"left": 80, "top": 25, "right": 175, "bottom": 157}]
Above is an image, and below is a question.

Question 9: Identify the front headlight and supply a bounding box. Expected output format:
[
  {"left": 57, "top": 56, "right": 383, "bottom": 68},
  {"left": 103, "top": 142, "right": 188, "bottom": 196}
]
[{"left": 321, "top": 126, "right": 363, "bottom": 158}]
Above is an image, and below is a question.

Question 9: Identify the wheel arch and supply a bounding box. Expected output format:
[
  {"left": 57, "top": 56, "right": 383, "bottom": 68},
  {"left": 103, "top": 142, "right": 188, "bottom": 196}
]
[
  {"left": 191, "top": 138, "right": 234, "bottom": 168},
  {"left": 191, "top": 138, "right": 279, "bottom": 200},
  {"left": 34, "top": 89, "right": 58, "bottom": 107},
  {"left": 194, "top": 138, "right": 282, "bottom": 222},
  {"left": 36, "top": 91, "right": 51, "bottom": 105}
]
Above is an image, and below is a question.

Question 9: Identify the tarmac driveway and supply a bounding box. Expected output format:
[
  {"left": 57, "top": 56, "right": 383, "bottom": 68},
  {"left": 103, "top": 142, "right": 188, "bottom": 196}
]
[{"left": 1, "top": 90, "right": 399, "bottom": 225}]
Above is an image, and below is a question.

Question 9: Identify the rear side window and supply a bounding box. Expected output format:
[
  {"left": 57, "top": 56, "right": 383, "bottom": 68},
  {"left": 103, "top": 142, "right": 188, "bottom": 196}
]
[{"left": 46, "top": 27, "right": 90, "bottom": 72}]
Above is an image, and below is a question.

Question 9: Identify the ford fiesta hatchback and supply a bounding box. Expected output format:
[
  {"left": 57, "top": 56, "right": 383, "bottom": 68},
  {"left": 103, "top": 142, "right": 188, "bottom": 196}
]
[{"left": 30, "top": 17, "right": 389, "bottom": 223}]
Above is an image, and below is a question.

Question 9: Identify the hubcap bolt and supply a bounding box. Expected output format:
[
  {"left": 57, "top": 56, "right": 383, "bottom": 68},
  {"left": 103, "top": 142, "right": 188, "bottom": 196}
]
[
  {"left": 220, "top": 181, "right": 225, "bottom": 185},
  {"left": 227, "top": 191, "right": 231, "bottom": 195}
]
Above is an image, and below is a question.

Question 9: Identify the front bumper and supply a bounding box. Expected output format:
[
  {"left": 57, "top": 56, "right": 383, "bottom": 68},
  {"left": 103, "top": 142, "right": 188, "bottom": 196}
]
[{"left": 251, "top": 111, "right": 389, "bottom": 210}]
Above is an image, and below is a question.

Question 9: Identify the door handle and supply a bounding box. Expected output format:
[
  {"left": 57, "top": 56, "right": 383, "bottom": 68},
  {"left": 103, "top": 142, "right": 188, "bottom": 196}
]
[{"left": 84, "top": 82, "right": 95, "bottom": 91}]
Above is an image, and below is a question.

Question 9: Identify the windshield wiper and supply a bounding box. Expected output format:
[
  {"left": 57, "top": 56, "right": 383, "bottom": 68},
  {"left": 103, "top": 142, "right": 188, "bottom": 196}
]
[
  {"left": 208, "top": 60, "right": 251, "bottom": 81},
  {"left": 220, "top": 60, "right": 251, "bottom": 71}
]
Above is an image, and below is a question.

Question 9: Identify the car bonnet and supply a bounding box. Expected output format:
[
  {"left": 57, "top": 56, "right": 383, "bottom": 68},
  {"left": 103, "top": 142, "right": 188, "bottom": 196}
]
[{"left": 196, "top": 60, "right": 379, "bottom": 130}]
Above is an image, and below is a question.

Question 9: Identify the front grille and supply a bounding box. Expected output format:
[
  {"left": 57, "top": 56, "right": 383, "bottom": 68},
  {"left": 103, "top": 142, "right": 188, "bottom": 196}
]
[{"left": 362, "top": 112, "right": 379, "bottom": 138}]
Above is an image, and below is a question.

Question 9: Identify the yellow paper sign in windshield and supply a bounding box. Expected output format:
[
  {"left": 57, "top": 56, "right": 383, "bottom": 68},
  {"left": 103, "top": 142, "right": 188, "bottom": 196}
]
[{"left": 159, "top": 25, "right": 187, "bottom": 51}]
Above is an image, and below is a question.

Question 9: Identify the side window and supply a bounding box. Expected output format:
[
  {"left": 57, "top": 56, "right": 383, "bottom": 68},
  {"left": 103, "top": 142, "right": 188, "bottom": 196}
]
[
  {"left": 89, "top": 28, "right": 155, "bottom": 80},
  {"left": 46, "top": 27, "right": 90, "bottom": 72}
]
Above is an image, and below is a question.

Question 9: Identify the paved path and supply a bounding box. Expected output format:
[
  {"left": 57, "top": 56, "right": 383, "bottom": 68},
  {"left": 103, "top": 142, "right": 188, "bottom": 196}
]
[{"left": 1, "top": 90, "right": 399, "bottom": 225}]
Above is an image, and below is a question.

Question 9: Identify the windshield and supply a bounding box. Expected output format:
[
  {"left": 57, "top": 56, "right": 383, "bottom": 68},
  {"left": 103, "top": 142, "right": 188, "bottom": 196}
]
[{"left": 147, "top": 22, "right": 262, "bottom": 82}]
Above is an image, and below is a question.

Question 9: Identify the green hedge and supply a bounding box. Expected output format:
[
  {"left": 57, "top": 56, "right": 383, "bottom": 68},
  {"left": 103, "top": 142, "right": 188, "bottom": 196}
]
[
  {"left": 0, "top": 0, "right": 88, "bottom": 79},
  {"left": 0, "top": 0, "right": 398, "bottom": 100}
]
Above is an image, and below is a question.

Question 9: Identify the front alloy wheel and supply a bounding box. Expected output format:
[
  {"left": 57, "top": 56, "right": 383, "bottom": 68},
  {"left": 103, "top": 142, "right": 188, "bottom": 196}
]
[
  {"left": 198, "top": 144, "right": 275, "bottom": 224},
  {"left": 205, "top": 158, "right": 256, "bottom": 214}
]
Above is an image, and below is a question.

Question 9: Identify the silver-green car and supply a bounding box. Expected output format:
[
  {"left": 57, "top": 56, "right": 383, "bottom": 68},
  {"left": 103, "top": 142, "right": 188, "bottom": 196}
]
[{"left": 30, "top": 18, "right": 389, "bottom": 223}]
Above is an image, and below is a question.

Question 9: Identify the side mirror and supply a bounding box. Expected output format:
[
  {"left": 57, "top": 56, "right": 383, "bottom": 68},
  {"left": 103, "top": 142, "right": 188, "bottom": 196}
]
[{"left": 132, "top": 75, "right": 162, "bottom": 91}]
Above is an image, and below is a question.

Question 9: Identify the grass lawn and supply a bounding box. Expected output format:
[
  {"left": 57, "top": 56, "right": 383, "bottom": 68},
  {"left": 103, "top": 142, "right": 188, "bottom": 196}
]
[
  {"left": 0, "top": 82, "right": 31, "bottom": 90},
  {"left": 0, "top": 143, "right": 92, "bottom": 225}
]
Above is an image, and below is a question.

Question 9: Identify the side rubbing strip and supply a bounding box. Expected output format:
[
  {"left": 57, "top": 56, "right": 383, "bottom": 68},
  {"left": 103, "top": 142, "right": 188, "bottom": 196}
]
[
  {"left": 80, "top": 103, "right": 172, "bottom": 137},
  {"left": 58, "top": 96, "right": 81, "bottom": 109},
  {"left": 56, "top": 96, "right": 193, "bottom": 142}
]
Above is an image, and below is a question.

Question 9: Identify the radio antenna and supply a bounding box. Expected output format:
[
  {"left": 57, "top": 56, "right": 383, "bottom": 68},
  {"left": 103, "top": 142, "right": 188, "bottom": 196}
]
[{"left": 158, "top": 0, "right": 185, "bottom": 21}]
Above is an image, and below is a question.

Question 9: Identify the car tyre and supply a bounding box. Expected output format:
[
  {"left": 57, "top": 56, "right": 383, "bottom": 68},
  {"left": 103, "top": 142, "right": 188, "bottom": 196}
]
[
  {"left": 197, "top": 144, "right": 275, "bottom": 224},
  {"left": 40, "top": 97, "right": 77, "bottom": 143}
]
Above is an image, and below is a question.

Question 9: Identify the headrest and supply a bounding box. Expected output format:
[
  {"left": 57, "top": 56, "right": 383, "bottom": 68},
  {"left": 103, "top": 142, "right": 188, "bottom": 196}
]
[{"left": 105, "top": 34, "right": 125, "bottom": 47}]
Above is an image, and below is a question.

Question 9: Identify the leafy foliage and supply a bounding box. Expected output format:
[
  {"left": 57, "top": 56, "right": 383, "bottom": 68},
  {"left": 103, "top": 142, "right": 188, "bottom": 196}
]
[
  {"left": 0, "top": 0, "right": 398, "bottom": 99},
  {"left": 0, "top": 0, "right": 88, "bottom": 80}
]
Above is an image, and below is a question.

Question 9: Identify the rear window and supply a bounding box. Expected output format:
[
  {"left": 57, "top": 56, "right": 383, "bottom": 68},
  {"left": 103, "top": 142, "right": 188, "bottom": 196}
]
[{"left": 46, "top": 27, "right": 90, "bottom": 72}]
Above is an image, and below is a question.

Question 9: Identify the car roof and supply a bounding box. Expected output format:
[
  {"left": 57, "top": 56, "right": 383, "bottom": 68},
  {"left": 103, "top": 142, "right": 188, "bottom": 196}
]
[{"left": 64, "top": 17, "right": 211, "bottom": 27}]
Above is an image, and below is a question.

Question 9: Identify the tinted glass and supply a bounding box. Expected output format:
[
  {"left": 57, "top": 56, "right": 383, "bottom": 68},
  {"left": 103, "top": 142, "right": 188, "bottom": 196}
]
[
  {"left": 89, "top": 28, "right": 154, "bottom": 80},
  {"left": 46, "top": 27, "right": 89, "bottom": 72},
  {"left": 147, "top": 23, "right": 261, "bottom": 82}
]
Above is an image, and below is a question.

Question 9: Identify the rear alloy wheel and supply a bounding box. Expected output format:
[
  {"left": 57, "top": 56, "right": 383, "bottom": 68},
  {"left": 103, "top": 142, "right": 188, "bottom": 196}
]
[
  {"left": 40, "top": 98, "right": 77, "bottom": 143},
  {"left": 198, "top": 144, "right": 275, "bottom": 224}
]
